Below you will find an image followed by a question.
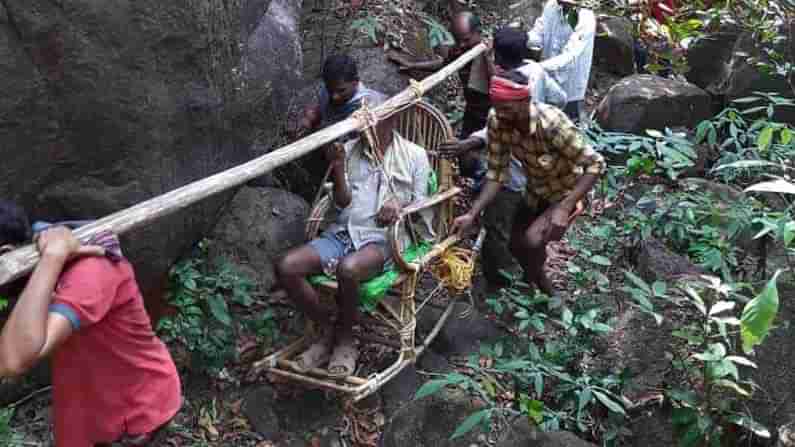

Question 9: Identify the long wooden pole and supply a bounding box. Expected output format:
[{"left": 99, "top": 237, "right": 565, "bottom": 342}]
[{"left": 0, "top": 44, "right": 487, "bottom": 286}]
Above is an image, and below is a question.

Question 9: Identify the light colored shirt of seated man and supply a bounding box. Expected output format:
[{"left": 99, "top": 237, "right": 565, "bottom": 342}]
[
  {"left": 325, "top": 130, "right": 436, "bottom": 253},
  {"left": 527, "top": 0, "right": 596, "bottom": 103}
]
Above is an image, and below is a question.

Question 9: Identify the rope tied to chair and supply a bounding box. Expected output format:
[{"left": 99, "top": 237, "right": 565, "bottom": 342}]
[
  {"left": 398, "top": 319, "right": 417, "bottom": 353},
  {"left": 430, "top": 247, "right": 476, "bottom": 294}
]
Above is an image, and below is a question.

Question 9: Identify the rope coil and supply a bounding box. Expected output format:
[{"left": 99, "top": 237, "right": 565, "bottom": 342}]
[{"left": 430, "top": 247, "right": 476, "bottom": 293}]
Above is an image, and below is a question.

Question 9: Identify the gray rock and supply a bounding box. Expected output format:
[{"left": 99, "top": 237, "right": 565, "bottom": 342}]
[
  {"left": 0, "top": 0, "right": 303, "bottom": 309},
  {"left": 381, "top": 387, "right": 485, "bottom": 447},
  {"left": 209, "top": 187, "right": 309, "bottom": 292},
  {"left": 418, "top": 349, "right": 453, "bottom": 375},
  {"left": 380, "top": 364, "right": 422, "bottom": 417},
  {"left": 243, "top": 384, "right": 342, "bottom": 439},
  {"left": 418, "top": 302, "right": 504, "bottom": 357},
  {"left": 630, "top": 237, "right": 702, "bottom": 284},
  {"left": 594, "top": 16, "right": 635, "bottom": 77},
  {"left": 350, "top": 47, "right": 408, "bottom": 97},
  {"left": 723, "top": 26, "right": 795, "bottom": 125},
  {"left": 595, "top": 75, "right": 711, "bottom": 135},
  {"left": 496, "top": 419, "right": 597, "bottom": 447},
  {"left": 685, "top": 27, "right": 742, "bottom": 91}
]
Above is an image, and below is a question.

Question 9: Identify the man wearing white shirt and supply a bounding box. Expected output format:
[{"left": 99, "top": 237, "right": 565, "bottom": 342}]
[{"left": 527, "top": 0, "right": 596, "bottom": 121}]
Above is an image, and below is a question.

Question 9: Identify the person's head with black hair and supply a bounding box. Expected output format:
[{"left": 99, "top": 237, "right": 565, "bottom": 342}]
[
  {"left": 494, "top": 26, "right": 528, "bottom": 71},
  {"left": 322, "top": 54, "right": 360, "bottom": 106},
  {"left": 451, "top": 11, "right": 482, "bottom": 48},
  {"left": 0, "top": 200, "right": 31, "bottom": 253}
]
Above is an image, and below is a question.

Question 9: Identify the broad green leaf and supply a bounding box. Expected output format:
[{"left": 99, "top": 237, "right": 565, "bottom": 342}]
[
  {"left": 497, "top": 360, "right": 531, "bottom": 371},
  {"left": 714, "top": 379, "right": 750, "bottom": 396},
  {"left": 741, "top": 270, "right": 781, "bottom": 353},
  {"left": 207, "top": 295, "right": 232, "bottom": 326},
  {"left": 672, "top": 329, "right": 704, "bottom": 345},
  {"left": 679, "top": 421, "right": 704, "bottom": 447},
  {"left": 592, "top": 390, "right": 625, "bottom": 415},
  {"left": 668, "top": 388, "right": 698, "bottom": 406},
  {"left": 709, "top": 301, "right": 736, "bottom": 316},
  {"left": 624, "top": 270, "right": 651, "bottom": 294},
  {"left": 745, "top": 179, "right": 795, "bottom": 195},
  {"left": 578, "top": 387, "right": 593, "bottom": 412},
  {"left": 526, "top": 399, "right": 544, "bottom": 425},
  {"left": 757, "top": 126, "right": 774, "bottom": 151},
  {"left": 415, "top": 379, "right": 449, "bottom": 400},
  {"left": 708, "top": 358, "right": 739, "bottom": 381},
  {"left": 713, "top": 160, "right": 779, "bottom": 171},
  {"left": 450, "top": 409, "right": 490, "bottom": 439},
  {"left": 732, "top": 96, "right": 763, "bottom": 104},
  {"left": 694, "top": 343, "right": 727, "bottom": 362},
  {"left": 590, "top": 255, "right": 612, "bottom": 266},
  {"left": 652, "top": 281, "right": 667, "bottom": 296},
  {"left": 727, "top": 414, "right": 771, "bottom": 438},
  {"left": 725, "top": 356, "right": 758, "bottom": 368},
  {"left": 781, "top": 127, "right": 792, "bottom": 145},
  {"left": 672, "top": 407, "right": 698, "bottom": 426}
]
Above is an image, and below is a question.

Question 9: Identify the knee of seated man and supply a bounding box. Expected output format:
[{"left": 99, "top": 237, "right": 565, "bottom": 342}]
[
  {"left": 276, "top": 251, "right": 302, "bottom": 278},
  {"left": 336, "top": 256, "right": 362, "bottom": 283}
]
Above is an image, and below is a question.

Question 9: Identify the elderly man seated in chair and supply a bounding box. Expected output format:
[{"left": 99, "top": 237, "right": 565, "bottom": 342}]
[{"left": 276, "top": 113, "right": 434, "bottom": 378}]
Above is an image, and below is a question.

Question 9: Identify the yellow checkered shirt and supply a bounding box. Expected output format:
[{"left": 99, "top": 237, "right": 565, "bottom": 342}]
[{"left": 485, "top": 102, "right": 606, "bottom": 210}]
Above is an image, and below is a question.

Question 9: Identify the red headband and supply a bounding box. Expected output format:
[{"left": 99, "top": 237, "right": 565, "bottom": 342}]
[{"left": 489, "top": 76, "right": 530, "bottom": 102}]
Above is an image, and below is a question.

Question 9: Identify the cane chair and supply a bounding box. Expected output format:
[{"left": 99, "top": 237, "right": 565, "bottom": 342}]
[{"left": 255, "top": 101, "right": 471, "bottom": 402}]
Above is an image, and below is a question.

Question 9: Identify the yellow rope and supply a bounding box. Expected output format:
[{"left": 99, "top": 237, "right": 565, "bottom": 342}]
[{"left": 430, "top": 247, "right": 476, "bottom": 294}]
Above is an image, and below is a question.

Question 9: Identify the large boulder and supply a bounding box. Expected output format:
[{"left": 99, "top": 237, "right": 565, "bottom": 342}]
[
  {"left": 595, "top": 75, "right": 711, "bottom": 135},
  {"left": 381, "top": 387, "right": 485, "bottom": 447},
  {"left": 209, "top": 187, "right": 309, "bottom": 292},
  {"left": 684, "top": 27, "right": 742, "bottom": 92},
  {"left": 496, "top": 419, "right": 597, "bottom": 447},
  {"left": 723, "top": 26, "right": 795, "bottom": 125},
  {"left": 0, "top": 0, "right": 303, "bottom": 311},
  {"left": 418, "top": 302, "right": 504, "bottom": 357},
  {"left": 594, "top": 16, "right": 635, "bottom": 77}
]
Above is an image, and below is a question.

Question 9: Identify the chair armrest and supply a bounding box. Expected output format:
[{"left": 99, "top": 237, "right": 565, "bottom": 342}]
[{"left": 388, "top": 186, "right": 463, "bottom": 272}]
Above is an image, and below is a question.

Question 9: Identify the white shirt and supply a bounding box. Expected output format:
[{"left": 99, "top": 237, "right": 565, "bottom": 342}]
[
  {"left": 527, "top": 0, "right": 596, "bottom": 102},
  {"left": 327, "top": 132, "right": 435, "bottom": 251}
]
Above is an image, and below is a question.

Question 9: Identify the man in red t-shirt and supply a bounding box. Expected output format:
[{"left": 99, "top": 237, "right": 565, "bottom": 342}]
[{"left": 0, "top": 201, "right": 181, "bottom": 446}]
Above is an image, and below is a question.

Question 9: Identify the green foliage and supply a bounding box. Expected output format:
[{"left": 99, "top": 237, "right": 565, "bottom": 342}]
[
  {"left": 157, "top": 241, "right": 258, "bottom": 375},
  {"left": 582, "top": 124, "right": 697, "bottom": 181},
  {"left": 669, "top": 276, "right": 775, "bottom": 445},
  {"left": 350, "top": 16, "right": 381, "bottom": 44},
  {"left": 0, "top": 407, "right": 20, "bottom": 445},
  {"left": 420, "top": 14, "right": 455, "bottom": 49},
  {"left": 425, "top": 279, "right": 626, "bottom": 443},
  {"left": 0, "top": 295, "right": 7, "bottom": 312},
  {"left": 740, "top": 270, "right": 782, "bottom": 353}
]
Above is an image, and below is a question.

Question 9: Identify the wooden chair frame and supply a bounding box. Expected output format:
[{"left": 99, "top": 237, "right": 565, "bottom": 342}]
[{"left": 255, "top": 101, "right": 466, "bottom": 402}]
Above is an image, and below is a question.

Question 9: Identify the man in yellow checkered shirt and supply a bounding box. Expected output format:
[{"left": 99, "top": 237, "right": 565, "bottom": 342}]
[{"left": 452, "top": 71, "right": 606, "bottom": 296}]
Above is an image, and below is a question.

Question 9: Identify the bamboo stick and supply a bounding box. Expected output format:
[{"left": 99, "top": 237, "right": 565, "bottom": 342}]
[{"left": 0, "top": 44, "right": 487, "bottom": 286}]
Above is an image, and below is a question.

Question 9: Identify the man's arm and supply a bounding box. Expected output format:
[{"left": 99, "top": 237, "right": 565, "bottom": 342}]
[
  {"left": 541, "top": 69, "right": 568, "bottom": 108},
  {"left": 527, "top": 0, "right": 552, "bottom": 49},
  {"left": 0, "top": 228, "right": 101, "bottom": 377},
  {"left": 550, "top": 108, "right": 605, "bottom": 212},
  {"left": 329, "top": 143, "right": 351, "bottom": 209},
  {"left": 451, "top": 116, "right": 509, "bottom": 235}
]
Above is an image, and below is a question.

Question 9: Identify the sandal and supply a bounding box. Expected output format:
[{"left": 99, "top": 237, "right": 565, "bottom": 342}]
[
  {"left": 327, "top": 341, "right": 359, "bottom": 379},
  {"left": 293, "top": 333, "right": 334, "bottom": 373}
]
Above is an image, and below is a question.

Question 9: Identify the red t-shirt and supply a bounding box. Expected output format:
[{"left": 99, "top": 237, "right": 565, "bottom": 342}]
[{"left": 50, "top": 257, "right": 181, "bottom": 446}]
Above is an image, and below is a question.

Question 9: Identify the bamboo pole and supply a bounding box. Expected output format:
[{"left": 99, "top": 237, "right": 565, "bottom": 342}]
[{"left": 0, "top": 44, "right": 487, "bottom": 287}]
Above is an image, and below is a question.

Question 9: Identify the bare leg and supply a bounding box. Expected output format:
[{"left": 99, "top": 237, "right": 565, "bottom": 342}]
[
  {"left": 335, "top": 244, "right": 387, "bottom": 343},
  {"left": 328, "top": 244, "right": 386, "bottom": 377},
  {"left": 512, "top": 208, "right": 569, "bottom": 297},
  {"left": 276, "top": 244, "right": 329, "bottom": 326}
]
